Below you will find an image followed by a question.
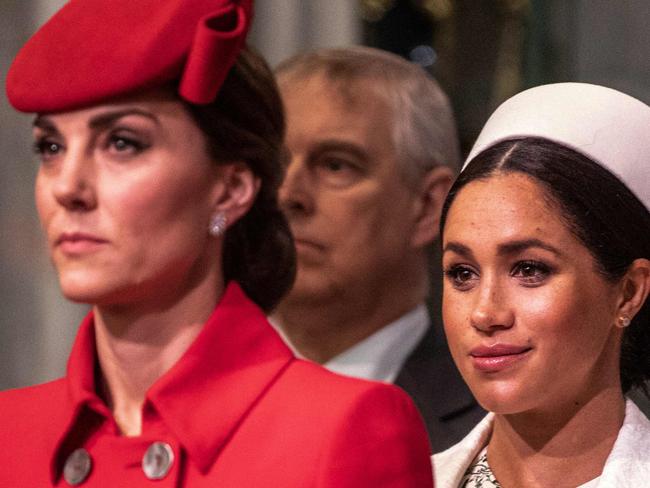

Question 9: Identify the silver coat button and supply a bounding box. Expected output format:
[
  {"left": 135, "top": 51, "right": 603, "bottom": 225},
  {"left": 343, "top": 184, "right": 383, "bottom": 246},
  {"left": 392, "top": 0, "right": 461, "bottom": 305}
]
[
  {"left": 63, "top": 448, "right": 92, "bottom": 486},
  {"left": 142, "top": 442, "right": 174, "bottom": 480}
]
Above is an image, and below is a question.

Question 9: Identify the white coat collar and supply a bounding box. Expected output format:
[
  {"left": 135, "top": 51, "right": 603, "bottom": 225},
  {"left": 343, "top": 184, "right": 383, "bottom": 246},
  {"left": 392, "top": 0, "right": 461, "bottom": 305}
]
[{"left": 432, "top": 399, "right": 650, "bottom": 488}]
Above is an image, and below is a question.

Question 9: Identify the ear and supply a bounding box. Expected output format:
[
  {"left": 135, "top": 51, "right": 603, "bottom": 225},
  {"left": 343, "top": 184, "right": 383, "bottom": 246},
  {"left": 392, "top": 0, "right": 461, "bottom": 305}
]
[
  {"left": 410, "top": 165, "right": 455, "bottom": 248},
  {"left": 210, "top": 161, "right": 261, "bottom": 229},
  {"left": 616, "top": 258, "right": 650, "bottom": 324}
]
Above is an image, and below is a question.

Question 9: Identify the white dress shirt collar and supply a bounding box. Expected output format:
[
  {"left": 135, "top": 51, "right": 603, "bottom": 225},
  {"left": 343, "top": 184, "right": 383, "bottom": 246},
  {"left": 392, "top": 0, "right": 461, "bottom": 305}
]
[{"left": 324, "top": 304, "right": 429, "bottom": 383}]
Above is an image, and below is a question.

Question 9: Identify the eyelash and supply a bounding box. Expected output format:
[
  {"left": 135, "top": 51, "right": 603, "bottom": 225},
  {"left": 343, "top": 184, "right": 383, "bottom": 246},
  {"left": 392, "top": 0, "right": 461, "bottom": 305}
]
[
  {"left": 33, "top": 137, "right": 63, "bottom": 162},
  {"left": 510, "top": 260, "right": 552, "bottom": 284},
  {"left": 310, "top": 155, "right": 364, "bottom": 188},
  {"left": 106, "top": 133, "right": 149, "bottom": 155},
  {"left": 32, "top": 132, "right": 149, "bottom": 161},
  {"left": 320, "top": 157, "right": 356, "bottom": 171},
  {"left": 444, "top": 260, "right": 553, "bottom": 290},
  {"left": 444, "top": 264, "right": 478, "bottom": 291}
]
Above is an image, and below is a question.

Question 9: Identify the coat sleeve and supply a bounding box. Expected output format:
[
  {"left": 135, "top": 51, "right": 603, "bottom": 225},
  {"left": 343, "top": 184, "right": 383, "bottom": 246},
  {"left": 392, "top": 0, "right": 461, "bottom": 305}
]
[{"left": 315, "top": 383, "right": 434, "bottom": 488}]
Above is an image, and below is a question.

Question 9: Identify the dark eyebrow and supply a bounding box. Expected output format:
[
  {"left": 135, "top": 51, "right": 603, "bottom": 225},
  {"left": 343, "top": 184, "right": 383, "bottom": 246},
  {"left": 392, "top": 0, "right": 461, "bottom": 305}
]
[
  {"left": 443, "top": 238, "right": 562, "bottom": 259},
  {"left": 33, "top": 109, "right": 160, "bottom": 133},
  {"left": 442, "top": 241, "right": 475, "bottom": 259},
  {"left": 497, "top": 239, "right": 563, "bottom": 257},
  {"left": 33, "top": 115, "right": 57, "bottom": 132},
  {"left": 87, "top": 109, "right": 161, "bottom": 130}
]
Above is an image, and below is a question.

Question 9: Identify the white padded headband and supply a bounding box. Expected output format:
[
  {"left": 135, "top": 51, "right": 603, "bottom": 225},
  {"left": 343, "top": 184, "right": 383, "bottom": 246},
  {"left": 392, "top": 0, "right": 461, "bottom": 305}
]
[{"left": 464, "top": 83, "right": 650, "bottom": 211}]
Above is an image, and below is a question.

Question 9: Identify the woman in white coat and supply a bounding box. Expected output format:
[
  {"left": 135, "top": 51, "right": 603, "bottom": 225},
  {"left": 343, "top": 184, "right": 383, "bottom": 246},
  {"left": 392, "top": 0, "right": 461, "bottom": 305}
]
[{"left": 433, "top": 83, "right": 650, "bottom": 487}]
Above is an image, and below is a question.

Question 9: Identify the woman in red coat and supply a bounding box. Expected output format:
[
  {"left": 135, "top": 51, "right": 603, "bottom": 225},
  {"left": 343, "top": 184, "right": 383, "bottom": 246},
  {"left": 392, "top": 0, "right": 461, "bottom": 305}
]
[{"left": 0, "top": 1, "right": 433, "bottom": 486}]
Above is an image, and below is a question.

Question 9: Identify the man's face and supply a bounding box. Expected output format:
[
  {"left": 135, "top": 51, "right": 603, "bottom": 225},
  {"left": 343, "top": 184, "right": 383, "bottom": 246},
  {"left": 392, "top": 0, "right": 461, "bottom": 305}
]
[{"left": 278, "top": 75, "right": 423, "bottom": 307}]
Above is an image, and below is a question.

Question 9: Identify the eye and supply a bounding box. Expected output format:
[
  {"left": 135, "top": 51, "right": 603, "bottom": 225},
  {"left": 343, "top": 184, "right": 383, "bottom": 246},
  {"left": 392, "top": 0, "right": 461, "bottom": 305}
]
[
  {"left": 33, "top": 137, "right": 64, "bottom": 161},
  {"left": 511, "top": 260, "right": 552, "bottom": 285},
  {"left": 444, "top": 264, "right": 479, "bottom": 291},
  {"left": 106, "top": 132, "right": 148, "bottom": 156},
  {"left": 322, "top": 158, "right": 351, "bottom": 172},
  {"left": 313, "top": 154, "right": 364, "bottom": 188}
]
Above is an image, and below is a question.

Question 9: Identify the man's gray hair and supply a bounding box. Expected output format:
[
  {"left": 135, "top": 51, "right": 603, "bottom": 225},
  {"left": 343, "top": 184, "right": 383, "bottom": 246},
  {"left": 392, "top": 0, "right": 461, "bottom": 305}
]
[{"left": 275, "top": 46, "right": 461, "bottom": 185}]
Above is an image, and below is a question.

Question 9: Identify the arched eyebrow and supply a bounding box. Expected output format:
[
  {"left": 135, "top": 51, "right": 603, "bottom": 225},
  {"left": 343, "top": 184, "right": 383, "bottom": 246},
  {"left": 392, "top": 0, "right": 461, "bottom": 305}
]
[
  {"left": 443, "top": 238, "right": 563, "bottom": 259},
  {"left": 33, "top": 115, "right": 57, "bottom": 132},
  {"left": 33, "top": 108, "right": 160, "bottom": 133},
  {"left": 497, "top": 239, "right": 562, "bottom": 257},
  {"left": 86, "top": 109, "right": 160, "bottom": 130},
  {"left": 442, "top": 242, "right": 474, "bottom": 259}
]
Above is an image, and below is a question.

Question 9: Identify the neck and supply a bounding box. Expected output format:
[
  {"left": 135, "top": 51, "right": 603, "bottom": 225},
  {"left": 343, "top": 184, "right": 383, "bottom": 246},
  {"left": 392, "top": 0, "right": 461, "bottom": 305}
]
[
  {"left": 274, "top": 264, "right": 427, "bottom": 363},
  {"left": 94, "top": 275, "right": 223, "bottom": 436},
  {"left": 488, "top": 386, "right": 626, "bottom": 487}
]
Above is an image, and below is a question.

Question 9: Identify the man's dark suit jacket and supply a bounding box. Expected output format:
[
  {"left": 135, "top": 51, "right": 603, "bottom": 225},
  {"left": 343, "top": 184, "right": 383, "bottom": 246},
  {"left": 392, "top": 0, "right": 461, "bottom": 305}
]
[{"left": 395, "top": 317, "right": 486, "bottom": 453}]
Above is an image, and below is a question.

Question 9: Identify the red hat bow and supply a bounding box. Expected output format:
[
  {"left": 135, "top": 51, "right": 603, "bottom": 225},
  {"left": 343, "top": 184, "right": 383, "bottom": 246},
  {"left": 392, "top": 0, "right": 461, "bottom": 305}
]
[
  {"left": 180, "top": 2, "right": 250, "bottom": 104},
  {"left": 6, "top": 0, "right": 254, "bottom": 113}
]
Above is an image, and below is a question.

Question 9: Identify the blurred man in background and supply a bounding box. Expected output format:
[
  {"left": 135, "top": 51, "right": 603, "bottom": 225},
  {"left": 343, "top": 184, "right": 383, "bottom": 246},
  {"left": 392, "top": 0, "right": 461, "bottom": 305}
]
[{"left": 272, "top": 47, "right": 485, "bottom": 451}]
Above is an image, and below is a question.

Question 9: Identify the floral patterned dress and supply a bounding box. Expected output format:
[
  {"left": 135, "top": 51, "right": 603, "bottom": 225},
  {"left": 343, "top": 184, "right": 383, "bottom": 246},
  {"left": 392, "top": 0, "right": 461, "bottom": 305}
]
[{"left": 459, "top": 447, "right": 501, "bottom": 488}]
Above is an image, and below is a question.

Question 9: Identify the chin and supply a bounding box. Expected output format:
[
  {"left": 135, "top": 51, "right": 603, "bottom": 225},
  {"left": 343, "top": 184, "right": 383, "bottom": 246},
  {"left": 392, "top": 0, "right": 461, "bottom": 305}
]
[
  {"left": 59, "top": 283, "right": 107, "bottom": 305},
  {"left": 476, "top": 397, "right": 527, "bottom": 415},
  {"left": 57, "top": 271, "right": 121, "bottom": 305},
  {"left": 467, "top": 378, "right": 535, "bottom": 415},
  {"left": 288, "top": 272, "right": 340, "bottom": 303}
]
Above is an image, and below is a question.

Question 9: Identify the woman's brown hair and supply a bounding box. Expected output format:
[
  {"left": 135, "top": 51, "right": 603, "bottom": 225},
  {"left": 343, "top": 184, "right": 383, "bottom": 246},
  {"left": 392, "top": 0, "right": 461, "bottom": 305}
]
[{"left": 184, "top": 46, "right": 295, "bottom": 312}]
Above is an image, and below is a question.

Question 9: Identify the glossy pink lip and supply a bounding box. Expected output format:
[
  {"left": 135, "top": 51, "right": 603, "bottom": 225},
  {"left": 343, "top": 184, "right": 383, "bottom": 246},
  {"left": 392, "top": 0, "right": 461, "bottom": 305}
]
[
  {"left": 55, "top": 232, "right": 108, "bottom": 254},
  {"left": 469, "top": 344, "right": 532, "bottom": 373}
]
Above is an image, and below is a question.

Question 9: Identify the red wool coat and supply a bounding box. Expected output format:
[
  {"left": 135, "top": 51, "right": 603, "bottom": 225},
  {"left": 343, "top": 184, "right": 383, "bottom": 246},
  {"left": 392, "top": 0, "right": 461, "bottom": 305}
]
[{"left": 0, "top": 283, "right": 433, "bottom": 487}]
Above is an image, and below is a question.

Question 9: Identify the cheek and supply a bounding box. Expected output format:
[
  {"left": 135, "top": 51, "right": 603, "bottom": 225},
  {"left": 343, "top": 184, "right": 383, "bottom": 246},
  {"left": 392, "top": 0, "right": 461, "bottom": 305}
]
[
  {"left": 326, "top": 186, "right": 379, "bottom": 227},
  {"left": 441, "top": 288, "right": 471, "bottom": 359},
  {"left": 34, "top": 172, "right": 53, "bottom": 229},
  {"left": 318, "top": 191, "right": 382, "bottom": 264},
  {"left": 330, "top": 185, "right": 412, "bottom": 251},
  {"left": 516, "top": 280, "right": 618, "bottom": 373},
  {"left": 106, "top": 172, "right": 212, "bottom": 248},
  {"left": 520, "top": 282, "right": 599, "bottom": 336}
]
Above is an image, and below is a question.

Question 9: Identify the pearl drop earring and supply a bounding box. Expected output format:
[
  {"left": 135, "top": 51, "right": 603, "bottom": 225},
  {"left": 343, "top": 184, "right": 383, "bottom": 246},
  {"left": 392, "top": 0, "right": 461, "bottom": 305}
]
[{"left": 617, "top": 316, "right": 631, "bottom": 328}]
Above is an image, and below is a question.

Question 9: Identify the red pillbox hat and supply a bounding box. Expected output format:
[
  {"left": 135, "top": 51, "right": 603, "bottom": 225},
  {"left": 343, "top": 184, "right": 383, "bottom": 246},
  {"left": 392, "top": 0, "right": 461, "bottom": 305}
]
[{"left": 6, "top": 0, "right": 253, "bottom": 113}]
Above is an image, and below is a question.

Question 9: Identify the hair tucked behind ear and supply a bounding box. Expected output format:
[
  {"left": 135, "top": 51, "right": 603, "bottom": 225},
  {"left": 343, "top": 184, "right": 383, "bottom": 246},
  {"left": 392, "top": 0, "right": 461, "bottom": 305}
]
[
  {"left": 184, "top": 46, "right": 295, "bottom": 312},
  {"left": 441, "top": 137, "right": 650, "bottom": 394}
]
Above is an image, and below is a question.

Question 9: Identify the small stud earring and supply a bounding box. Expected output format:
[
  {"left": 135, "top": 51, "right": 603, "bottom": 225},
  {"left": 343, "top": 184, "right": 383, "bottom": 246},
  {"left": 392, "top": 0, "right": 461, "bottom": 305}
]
[
  {"left": 617, "top": 316, "right": 631, "bottom": 328},
  {"left": 209, "top": 212, "right": 227, "bottom": 237}
]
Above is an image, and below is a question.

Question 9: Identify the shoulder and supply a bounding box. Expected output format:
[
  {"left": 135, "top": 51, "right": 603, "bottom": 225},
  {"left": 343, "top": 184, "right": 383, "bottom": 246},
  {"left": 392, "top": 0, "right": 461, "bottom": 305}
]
[
  {"left": 614, "top": 399, "right": 650, "bottom": 452},
  {"left": 598, "top": 400, "right": 650, "bottom": 485},
  {"left": 0, "top": 379, "right": 69, "bottom": 481},
  {"left": 432, "top": 413, "right": 494, "bottom": 488},
  {"left": 0, "top": 378, "right": 67, "bottom": 412},
  {"left": 0, "top": 379, "right": 68, "bottom": 435},
  {"left": 277, "top": 359, "right": 435, "bottom": 487}
]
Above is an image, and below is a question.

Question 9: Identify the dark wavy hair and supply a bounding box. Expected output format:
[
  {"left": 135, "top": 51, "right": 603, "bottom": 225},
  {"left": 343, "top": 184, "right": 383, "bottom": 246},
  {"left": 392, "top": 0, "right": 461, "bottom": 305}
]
[
  {"left": 440, "top": 137, "right": 650, "bottom": 394},
  {"left": 183, "top": 46, "right": 295, "bottom": 312}
]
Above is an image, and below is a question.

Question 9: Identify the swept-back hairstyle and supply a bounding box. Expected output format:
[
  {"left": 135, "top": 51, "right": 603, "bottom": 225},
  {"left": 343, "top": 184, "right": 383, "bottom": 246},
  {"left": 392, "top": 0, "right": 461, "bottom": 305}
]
[
  {"left": 184, "top": 47, "right": 295, "bottom": 312},
  {"left": 275, "top": 46, "right": 460, "bottom": 185},
  {"left": 440, "top": 137, "right": 650, "bottom": 393}
]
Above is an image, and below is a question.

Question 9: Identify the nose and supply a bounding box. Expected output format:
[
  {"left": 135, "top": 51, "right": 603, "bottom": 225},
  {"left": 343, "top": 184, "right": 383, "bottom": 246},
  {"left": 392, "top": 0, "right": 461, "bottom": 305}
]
[
  {"left": 51, "top": 146, "right": 97, "bottom": 212},
  {"left": 470, "top": 276, "right": 514, "bottom": 333},
  {"left": 279, "top": 156, "right": 314, "bottom": 217}
]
